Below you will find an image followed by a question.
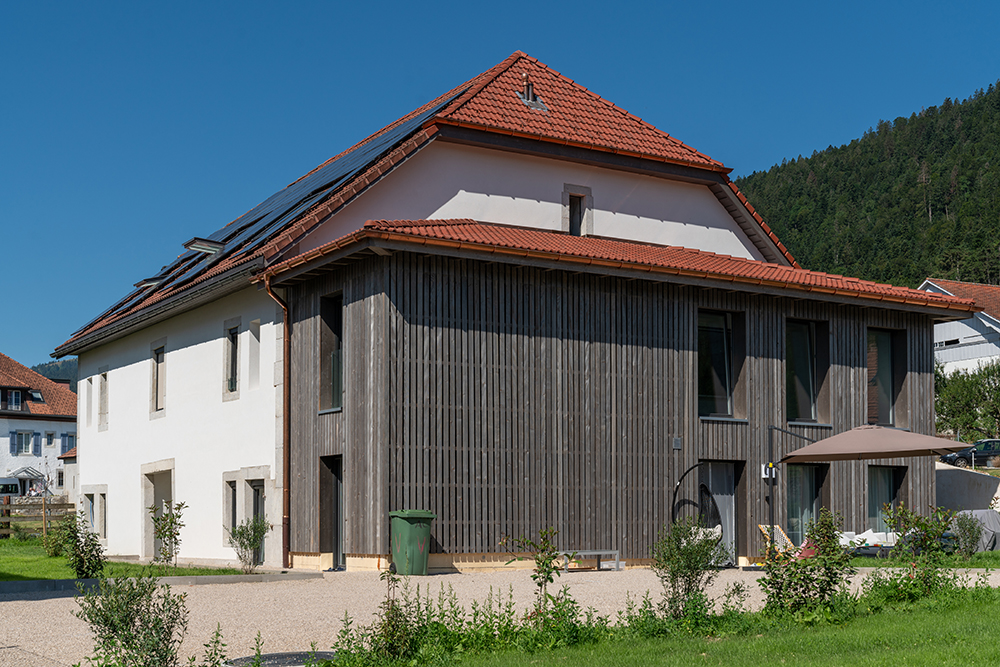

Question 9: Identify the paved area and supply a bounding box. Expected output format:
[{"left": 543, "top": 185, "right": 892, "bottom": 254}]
[{"left": 2, "top": 567, "right": 999, "bottom": 666}]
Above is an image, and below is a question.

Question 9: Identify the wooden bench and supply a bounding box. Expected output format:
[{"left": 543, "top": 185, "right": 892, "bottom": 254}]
[{"left": 559, "top": 549, "right": 620, "bottom": 571}]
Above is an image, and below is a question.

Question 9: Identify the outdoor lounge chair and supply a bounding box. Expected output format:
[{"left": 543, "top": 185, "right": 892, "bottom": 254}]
[{"left": 759, "top": 524, "right": 797, "bottom": 555}]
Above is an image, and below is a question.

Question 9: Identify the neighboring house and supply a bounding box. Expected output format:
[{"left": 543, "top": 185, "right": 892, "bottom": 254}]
[
  {"left": 55, "top": 52, "right": 977, "bottom": 570},
  {"left": 1, "top": 353, "right": 77, "bottom": 496},
  {"left": 920, "top": 278, "right": 1000, "bottom": 374},
  {"left": 59, "top": 446, "right": 79, "bottom": 507}
]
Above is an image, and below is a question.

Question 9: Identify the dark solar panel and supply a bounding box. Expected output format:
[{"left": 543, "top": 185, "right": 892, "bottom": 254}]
[{"left": 71, "top": 92, "right": 461, "bottom": 337}]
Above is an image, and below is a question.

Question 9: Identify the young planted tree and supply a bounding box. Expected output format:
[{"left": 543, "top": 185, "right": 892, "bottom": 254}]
[{"left": 148, "top": 501, "right": 187, "bottom": 569}]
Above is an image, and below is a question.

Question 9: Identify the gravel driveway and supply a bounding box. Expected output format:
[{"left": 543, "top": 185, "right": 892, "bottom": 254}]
[{"left": 3, "top": 567, "right": 999, "bottom": 666}]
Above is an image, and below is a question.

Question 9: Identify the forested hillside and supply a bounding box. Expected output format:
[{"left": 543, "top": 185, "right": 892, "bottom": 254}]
[
  {"left": 32, "top": 358, "right": 77, "bottom": 393},
  {"left": 735, "top": 81, "right": 1000, "bottom": 288}
]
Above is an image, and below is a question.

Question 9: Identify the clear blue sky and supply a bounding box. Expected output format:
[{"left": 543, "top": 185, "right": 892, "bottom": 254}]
[{"left": 3, "top": 1, "right": 999, "bottom": 367}]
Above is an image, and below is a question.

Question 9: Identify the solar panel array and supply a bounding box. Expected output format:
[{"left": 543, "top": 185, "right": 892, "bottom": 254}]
[{"left": 71, "top": 92, "right": 462, "bottom": 338}]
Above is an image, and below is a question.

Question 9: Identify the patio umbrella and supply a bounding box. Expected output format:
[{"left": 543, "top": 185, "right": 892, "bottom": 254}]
[{"left": 780, "top": 425, "right": 966, "bottom": 463}]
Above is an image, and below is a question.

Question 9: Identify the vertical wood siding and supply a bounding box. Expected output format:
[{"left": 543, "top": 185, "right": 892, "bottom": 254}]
[{"left": 288, "top": 253, "right": 937, "bottom": 560}]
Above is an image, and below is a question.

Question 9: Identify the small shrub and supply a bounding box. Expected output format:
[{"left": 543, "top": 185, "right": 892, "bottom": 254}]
[
  {"left": 953, "top": 512, "right": 984, "bottom": 560},
  {"left": 64, "top": 511, "right": 107, "bottom": 579},
  {"left": 500, "top": 527, "right": 570, "bottom": 619},
  {"left": 883, "top": 503, "right": 953, "bottom": 559},
  {"left": 759, "top": 508, "right": 855, "bottom": 615},
  {"left": 9, "top": 521, "right": 31, "bottom": 542},
  {"left": 227, "top": 514, "right": 271, "bottom": 574},
  {"left": 42, "top": 529, "right": 65, "bottom": 557},
  {"left": 76, "top": 573, "right": 189, "bottom": 667},
  {"left": 149, "top": 501, "right": 187, "bottom": 568},
  {"left": 650, "top": 517, "right": 730, "bottom": 619}
]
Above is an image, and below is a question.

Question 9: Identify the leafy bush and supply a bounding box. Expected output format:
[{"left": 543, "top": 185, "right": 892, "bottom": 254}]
[
  {"left": 883, "top": 503, "right": 954, "bottom": 559},
  {"left": 952, "top": 512, "right": 984, "bottom": 560},
  {"left": 227, "top": 514, "right": 271, "bottom": 574},
  {"left": 75, "top": 574, "right": 189, "bottom": 667},
  {"left": 650, "top": 517, "right": 729, "bottom": 619},
  {"left": 64, "top": 511, "right": 107, "bottom": 579},
  {"left": 759, "top": 508, "right": 855, "bottom": 615},
  {"left": 42, "top": 529, "right": 65, "bottom": 557},
  {"left": 9, "top": 521, "right": 31, "bottom": 542}
]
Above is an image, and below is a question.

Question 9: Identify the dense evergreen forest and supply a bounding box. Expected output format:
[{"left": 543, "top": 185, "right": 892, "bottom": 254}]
[
  {"left": 735, "top": 80, "right": 1000, "bottom": 288},
  {"left": 32, "top": 358, "right": 78, "bottom": 393}
]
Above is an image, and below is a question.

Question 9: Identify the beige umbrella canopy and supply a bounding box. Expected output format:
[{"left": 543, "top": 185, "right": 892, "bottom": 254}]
[{"left": 780, "top": 425, "right": 967, "bottom": 464}]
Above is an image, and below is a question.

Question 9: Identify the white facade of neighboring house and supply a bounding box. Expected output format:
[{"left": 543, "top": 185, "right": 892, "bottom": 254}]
[
  {"left": 1, "top": 354, "right": 77, "bottom": 496},
  {"left": 73, "top": 288, "right": 283, "bottom": 565},
  {"left": 921, "top": 279, "right": 1000, "bottom": 374}
]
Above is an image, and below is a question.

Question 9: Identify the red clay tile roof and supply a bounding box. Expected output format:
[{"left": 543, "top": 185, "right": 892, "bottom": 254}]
[
  {"left": 430, "top": 52, "right": 726, "bottom": 172},
  {"left": 260, "top": 219, "right": 977, "bottom": 314},
  {"left": 58, "top": 446, "right": 77, "bottom": 460},
  {"left": 925, "top": 279, "right": 1000, "bottom": 318},
  {"left": 0, "top": 353, "right": 77, "bottom": 417},
  {"left": 56, "top": 52, "right": 810, "bottom": 354}
]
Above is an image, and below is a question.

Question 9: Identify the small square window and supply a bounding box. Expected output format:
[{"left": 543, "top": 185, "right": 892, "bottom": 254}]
[
  {"left": 29, "top": 390, "right": 44, "bottom": 402},
  {"left": 45, "top": 433, "right": 55, "bottom": 448}
]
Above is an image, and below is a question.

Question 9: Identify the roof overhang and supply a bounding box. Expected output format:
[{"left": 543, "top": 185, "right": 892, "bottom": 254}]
[
  {"left": 257, "top": 226, "right": 976, "bottom": 320},
  {"left": 54, "top": 258, "right": 264, "bottom": 358}
]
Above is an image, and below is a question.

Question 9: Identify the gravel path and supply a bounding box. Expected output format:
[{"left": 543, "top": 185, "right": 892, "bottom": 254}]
[{"left": 3, "top": 567, "right": 1000, "bottom": 666}]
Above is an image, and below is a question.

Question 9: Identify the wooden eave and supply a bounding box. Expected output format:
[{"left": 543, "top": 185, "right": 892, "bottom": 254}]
[{"left": 258, "top": 231, "right": 976, "bottom": 321}]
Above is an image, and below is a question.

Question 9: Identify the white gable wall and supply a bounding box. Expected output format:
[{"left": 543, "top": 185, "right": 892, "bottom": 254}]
[
  {"left": 931, "top": 316, "right": 1000, "bottom": 374},
  {"left": 302, "top": 142, "right": 767, "bottom": 261},
  {"left": 76, "top": 286, "right": 282, "bottom": 566},
  {"left": 921, "top": 281, "right": 1000, "bottom": 374}
]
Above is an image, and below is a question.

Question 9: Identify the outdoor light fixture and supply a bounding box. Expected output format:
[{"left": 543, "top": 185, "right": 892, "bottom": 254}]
[{"left": 183, "top": 237, "right": 226, "bottom": 254}]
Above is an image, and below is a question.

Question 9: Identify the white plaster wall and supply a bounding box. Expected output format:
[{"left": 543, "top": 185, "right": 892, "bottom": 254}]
[
  {"left": 1, "top": 418, "right": 72, "bottom": 488},
  {"left": 302, "top": 142, "right": 766, "bottom": 260},
  {"left": 76, "top": 286, "right": 282, "bottom": 566}
]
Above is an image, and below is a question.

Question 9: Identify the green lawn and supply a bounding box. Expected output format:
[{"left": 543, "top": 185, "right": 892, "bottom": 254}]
[
  {"left": 0, "top": 538, "right": 241, "bottom": 581},
  {"left": 849, "top": 550, "right": 1000, "bottom": 569},
  {"left": 457, "top": 593, "right": 1000, "bottom": 666}
]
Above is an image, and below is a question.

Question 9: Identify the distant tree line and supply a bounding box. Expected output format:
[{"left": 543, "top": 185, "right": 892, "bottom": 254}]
[
  {"left": 935, "top": 361, "right": 1000, "bottom": 442},
  {"left": 32, "top": 358, "right": 78, "bottom": 393},
  {"left": 735, "top": 80, "right": 1000, "bottom": 288}
]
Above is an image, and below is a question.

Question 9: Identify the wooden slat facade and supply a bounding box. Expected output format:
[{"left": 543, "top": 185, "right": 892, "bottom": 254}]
[{"left": 287, "top": 252, "right": 936, "bottom": 561}]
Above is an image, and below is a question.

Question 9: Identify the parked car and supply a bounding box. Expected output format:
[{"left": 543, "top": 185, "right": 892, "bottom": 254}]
[
  {"left": 940, "top": 439, "right": 1000, "bottom": 468},
  {"left": 0, "top": 477, "right": 20, "bottom": 498}
]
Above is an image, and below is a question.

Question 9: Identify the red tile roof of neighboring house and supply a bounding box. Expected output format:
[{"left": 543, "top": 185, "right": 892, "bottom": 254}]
[
  {"left": 58, "top": 446, "right": 77, "bottom": 460},
  {"left": 259, "top": 219, "right": 977, "bottom": 314},
  {"left": 0, "top": 353, "right": 77, "bottom": 417},
  {"left": 925, "top": 278, "right": 1000, "bottom": 318}
]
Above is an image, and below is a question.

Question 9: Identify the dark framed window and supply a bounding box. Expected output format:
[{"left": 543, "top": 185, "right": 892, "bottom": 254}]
[
  {"left": 568, "top": 194, "right": 584, "bottom": 236},
  {"left": 153, "top": 347, "right": 166, "bottom": 410},
  {"left": 867, "top": 329, "right": 906, "bottom": 426},
  {"left": 786, "top": 320, "right": 831, "bottom": 423},
  {"left": 320, "top": 294, "right": 344, "bottom": 412},
  {"left": 227, "top": 327, "right": 239, "bottom": 393},
  {"left": 698, "top": 311, "right": 745, "bottom": 417}
]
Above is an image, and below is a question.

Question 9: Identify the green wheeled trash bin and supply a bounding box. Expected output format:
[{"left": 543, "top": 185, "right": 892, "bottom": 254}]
[{"left": 389, "top": 510, "right": 436, "bottom": 575}]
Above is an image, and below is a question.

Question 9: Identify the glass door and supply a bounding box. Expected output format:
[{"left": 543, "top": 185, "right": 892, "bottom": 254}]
[{"left": 786, "top": 465, "right": 820, "bottom": 546}]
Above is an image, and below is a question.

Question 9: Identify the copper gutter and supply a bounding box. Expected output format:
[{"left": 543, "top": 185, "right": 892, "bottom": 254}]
[{"left": 264, "top": 275, "right": 292, "bottom": 569}]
